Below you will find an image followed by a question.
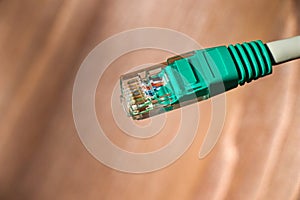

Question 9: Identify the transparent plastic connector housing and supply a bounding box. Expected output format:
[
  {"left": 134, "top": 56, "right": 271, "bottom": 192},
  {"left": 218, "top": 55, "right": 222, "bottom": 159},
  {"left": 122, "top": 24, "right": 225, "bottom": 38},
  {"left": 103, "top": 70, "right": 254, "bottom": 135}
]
[{"left": 120, "top": 63, "right": 175, "bottom": 120}]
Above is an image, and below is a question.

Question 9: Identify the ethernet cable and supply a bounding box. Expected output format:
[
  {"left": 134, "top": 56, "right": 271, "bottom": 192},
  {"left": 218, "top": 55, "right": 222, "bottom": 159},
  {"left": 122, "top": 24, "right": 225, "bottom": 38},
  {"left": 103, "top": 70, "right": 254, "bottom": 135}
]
[{"left": 120, "top": 36, "right": 300, "bottom": 120}]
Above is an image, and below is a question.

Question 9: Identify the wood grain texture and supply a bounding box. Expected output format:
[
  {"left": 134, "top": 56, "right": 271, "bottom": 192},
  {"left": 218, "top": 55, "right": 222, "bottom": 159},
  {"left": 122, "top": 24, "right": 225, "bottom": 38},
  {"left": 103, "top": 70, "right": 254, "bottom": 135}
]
[{"left": 0, "top": 0, "right": 299, "bottom": 200}]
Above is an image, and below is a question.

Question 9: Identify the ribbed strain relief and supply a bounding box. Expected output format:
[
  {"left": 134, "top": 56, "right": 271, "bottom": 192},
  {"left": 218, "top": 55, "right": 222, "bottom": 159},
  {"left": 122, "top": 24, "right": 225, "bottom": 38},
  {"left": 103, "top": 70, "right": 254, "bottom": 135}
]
[{"left": 228, "top": 40, "right": 272, "bottom": 85}]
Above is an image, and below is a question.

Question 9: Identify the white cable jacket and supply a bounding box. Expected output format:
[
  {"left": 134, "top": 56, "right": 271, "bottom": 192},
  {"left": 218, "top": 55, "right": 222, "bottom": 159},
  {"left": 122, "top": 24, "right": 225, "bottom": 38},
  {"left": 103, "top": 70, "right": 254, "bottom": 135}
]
[{"left": 266, "top": 36, "right": 300, "bottom": 64}]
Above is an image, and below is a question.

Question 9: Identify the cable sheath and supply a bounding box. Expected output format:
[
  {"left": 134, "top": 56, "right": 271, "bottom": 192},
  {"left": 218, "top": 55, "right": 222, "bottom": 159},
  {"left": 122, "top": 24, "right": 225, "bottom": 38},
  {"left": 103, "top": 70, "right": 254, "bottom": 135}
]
[{"left": 266, "top": 36, "right": 300, "bottom": 64}]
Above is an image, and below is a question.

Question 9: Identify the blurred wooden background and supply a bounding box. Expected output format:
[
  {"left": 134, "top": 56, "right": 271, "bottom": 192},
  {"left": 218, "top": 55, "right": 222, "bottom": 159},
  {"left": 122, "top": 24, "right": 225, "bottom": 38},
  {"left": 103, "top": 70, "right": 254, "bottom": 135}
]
[{"left": 0, "top": 0, "right": 299, "bottom": 199}]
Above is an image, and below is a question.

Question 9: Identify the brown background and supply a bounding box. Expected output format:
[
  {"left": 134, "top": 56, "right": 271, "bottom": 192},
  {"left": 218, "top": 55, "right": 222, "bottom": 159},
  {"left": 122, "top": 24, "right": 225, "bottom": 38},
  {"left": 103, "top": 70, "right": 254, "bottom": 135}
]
[{"left": 0, "top": 0, "right": 299, "bottom": 199}]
